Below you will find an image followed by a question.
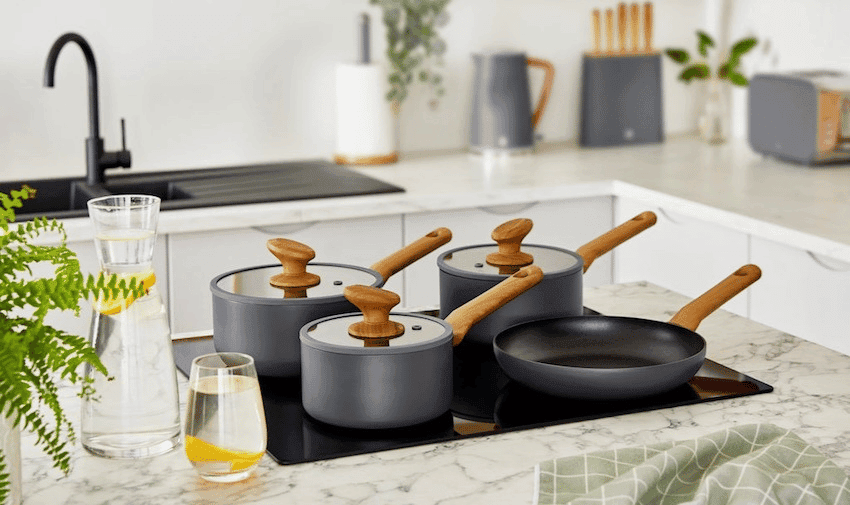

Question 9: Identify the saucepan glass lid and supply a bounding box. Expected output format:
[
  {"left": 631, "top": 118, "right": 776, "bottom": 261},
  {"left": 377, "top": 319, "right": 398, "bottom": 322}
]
[
  {"left": 213, "top": 263, "right": 381, "bottom": 301},
  {"left": 439, "top": 244, "right": 581, "bottom": 278},
  {"left": 301, "top": 313, "right": 451, "bottom": 354}
]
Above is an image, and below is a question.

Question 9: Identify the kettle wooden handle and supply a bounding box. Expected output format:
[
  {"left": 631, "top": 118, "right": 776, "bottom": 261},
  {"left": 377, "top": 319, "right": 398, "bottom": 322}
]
[
  {"left": 345, "top": 285, "right": 405, "bottom": 346},
  {"left": 487, "top": 218, "right": 534, "bottom": 267},
  {"left": 526, "top": 57, "right": 555, "bottom": 130},
  {"left": 575, "top": 211, "right": 657, "bottom": 273},
  {"left": 267, "top": 238, "right": 321, "bottom": 289},
  {"left": 445, "top": 265, "right": 544, "bottom": 347},
  {"left": 369, "top": 227, "right": 452, "bottom": 282},
  {"left": 669, "top": 265, "right": 762, "bottom": 331}
]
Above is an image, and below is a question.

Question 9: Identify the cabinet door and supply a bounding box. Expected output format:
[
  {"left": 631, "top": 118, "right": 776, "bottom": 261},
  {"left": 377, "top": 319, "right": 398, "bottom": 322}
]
[
  {"left": 402, "top": 197, "right": 614, "bottom": 309},
  {"left": 42, "top": 238, "right": 169, "bottom": 340},
  {"left": 750, "top": 237, "right": 850, "bottom": 355},
  {"left": 613, "top": 197, "right": 750, "bottom": 317},
  {"left": 168, "top": 216, "right": 403, "bottom": 334}
]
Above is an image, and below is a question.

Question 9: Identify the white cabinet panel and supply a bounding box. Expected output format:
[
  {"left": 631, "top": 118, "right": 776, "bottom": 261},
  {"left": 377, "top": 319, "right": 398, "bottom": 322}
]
[
  {"left": 750, "top": 237, "right": 850, "bottom": 355},
  {"left": 613, "top": 197, "right": 750, "bottom": 317},
  {"left": 168, "top": 216, "right": 403, "bottom": 334},
  {"left": 402, "top": 197, "right": 614, "bottom": 309},
  {"left": 42, "top": 237, "right": 169, "bottom": 340}
]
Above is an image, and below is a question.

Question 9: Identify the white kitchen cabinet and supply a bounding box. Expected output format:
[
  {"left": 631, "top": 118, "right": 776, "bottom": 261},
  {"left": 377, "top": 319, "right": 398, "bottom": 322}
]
[
  {"left": 167, "top": 215, "right": 403, "bottom": 334},
  {"left": 613, "top": 197, "right": 750, "bottom": 317},
  {"left": 42, "top": 238, "right": 169, "bottom": 341},
  {"left": 402, "top": 197, "right": 614, "bottom": 309},
  {"left": 749, "top": 237, "right": 850, "bottom": 356}
]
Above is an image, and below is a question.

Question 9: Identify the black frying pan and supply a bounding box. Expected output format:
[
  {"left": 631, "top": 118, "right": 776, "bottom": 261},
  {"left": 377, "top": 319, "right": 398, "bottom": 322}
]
[{"left": 492, "top": 265, "right": 762, "bottom": 400}]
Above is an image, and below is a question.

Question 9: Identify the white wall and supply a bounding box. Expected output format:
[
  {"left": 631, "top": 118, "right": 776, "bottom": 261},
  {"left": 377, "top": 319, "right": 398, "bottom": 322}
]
[{"left": 2, "top": 1, "right": 720, "bottom": 182}]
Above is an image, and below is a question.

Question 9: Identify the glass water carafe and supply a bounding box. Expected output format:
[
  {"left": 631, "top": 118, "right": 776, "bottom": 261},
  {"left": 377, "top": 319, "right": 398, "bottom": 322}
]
[{"left": 82, "top": 195, "right": 181, "bottom": 458}]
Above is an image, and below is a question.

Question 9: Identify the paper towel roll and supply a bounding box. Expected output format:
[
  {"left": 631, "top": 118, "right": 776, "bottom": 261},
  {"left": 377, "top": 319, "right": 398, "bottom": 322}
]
[{"left": 334, "top": 63, "right": 397, "bottom": 165}]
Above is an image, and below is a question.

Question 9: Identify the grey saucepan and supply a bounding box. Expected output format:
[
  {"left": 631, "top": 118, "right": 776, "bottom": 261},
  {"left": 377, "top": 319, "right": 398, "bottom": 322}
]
[
  {"left": 493, "top": 264, "right": 762, "bottom": 400},
  {"left": 211, "top": 228, "right": 452, "bottom": 377},
  {"left": 438, "top": 211, "right": 657, "bottom": 345},
  {"left": 299, "top": 265, "right": 544, "bottom": 429}
]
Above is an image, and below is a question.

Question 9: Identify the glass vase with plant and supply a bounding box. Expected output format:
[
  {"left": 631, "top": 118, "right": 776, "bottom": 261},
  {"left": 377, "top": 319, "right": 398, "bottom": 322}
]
[
  {"left": 0, "top": 185, "right": 143, "bottom": 502},
  {"left": 665, "top": 31, "right": 758, "bottom": 143},
  {"left": 370, "top": 0, "right": 451, "bottom": 109}
]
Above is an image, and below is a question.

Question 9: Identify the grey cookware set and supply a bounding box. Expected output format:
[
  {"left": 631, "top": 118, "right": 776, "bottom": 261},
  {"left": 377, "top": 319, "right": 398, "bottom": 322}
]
[{"left": 209, "top": 212, "right": 763, "bottom": 430}]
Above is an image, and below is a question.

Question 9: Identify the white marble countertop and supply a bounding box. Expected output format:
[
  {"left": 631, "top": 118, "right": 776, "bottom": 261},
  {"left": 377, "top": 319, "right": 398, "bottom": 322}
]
[
  {"left": 47, "top": 136, "right": 850, "bottom": 264},
  {"left": 21, "top": 282, "right": 850, "bottom": 504}
]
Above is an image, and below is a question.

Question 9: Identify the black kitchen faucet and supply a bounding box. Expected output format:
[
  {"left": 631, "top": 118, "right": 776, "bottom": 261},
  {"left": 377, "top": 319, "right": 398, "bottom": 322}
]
[{"left": 43, "top": 32, "right": 131, "bottom": 186}]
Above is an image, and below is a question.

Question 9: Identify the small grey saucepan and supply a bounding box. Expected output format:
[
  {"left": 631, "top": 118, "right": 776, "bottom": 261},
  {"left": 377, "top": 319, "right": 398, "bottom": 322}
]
[
  {"left": 300, "top": 265, "right": 544, "bottom": 429},
  {"left": 211, "top": 228, "right": 452, "bottom": 377},
  {"left": 438, "top": 211, "right": 657, "bottom": 345}
]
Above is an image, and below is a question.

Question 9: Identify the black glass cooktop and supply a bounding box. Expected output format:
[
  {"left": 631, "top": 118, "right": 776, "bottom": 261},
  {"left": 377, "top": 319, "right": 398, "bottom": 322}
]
[{"left": 172, "top": 308, "right": 773, "bottom": 465}]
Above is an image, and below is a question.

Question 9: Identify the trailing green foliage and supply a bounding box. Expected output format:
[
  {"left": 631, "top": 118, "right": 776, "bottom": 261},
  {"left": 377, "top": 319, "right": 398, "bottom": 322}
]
[
  {"left": 370, "top": 0, "right": 451, "bottom": 107},
  {"left": 0, "top": 185, "right": 143, "bottom": 501},
  {"left": 665, "top": 30, "right": 758, "bottom": 86}
]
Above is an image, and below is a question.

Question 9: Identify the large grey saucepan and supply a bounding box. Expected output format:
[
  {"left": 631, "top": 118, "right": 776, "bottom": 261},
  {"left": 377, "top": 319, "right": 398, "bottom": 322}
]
[
  {"left": 300, "top": 266, "right": 544, "bottom": 429},
  {"left": 211, "top": 228, "right": 452, "bottom": 377},
  {"left": 438, "top": 211, "right": 657, "bottom": 345},
  {"left": 493, "top": 265, "right": 762, "bottom": 400}
]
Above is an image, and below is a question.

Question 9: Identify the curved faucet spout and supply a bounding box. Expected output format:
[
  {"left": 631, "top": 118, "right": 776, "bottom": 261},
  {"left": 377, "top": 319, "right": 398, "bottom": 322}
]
[{"left": 44, "top": 32, "right": 100, "bottom": 149}]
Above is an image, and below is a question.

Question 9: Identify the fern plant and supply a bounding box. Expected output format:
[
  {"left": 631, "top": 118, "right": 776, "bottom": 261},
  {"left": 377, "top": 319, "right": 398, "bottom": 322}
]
[{"left": 0, "top": 185, "right": 144, "bottom": 502}]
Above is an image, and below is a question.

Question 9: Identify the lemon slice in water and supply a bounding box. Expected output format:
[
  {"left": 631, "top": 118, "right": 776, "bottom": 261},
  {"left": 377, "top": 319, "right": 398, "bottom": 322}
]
[
  {"left": 93, "top": 270, "right": 156, "bottom": 316},
  {"left": 185, "top": 435, "right": 264, "bottom": 471}
]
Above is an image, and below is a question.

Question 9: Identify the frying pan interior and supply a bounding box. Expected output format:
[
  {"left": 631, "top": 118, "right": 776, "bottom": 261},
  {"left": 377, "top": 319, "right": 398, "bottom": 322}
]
[{"left": 493, "top": 317, "right": 707, "bottom": 400}]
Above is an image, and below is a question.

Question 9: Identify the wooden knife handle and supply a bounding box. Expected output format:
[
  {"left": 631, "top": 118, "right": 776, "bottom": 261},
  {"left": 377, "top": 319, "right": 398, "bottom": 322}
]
[
  {"left": 576, "top": 211, "right": 657, "bottom": 273},
  {"left": 592, "top": 9, "right": 601, "bottom": 55},
  {"left": 669, "top": 265, "right": 762, "bottom": 331},
  {"left": 630, "top": 3, "right": 640, "bottom": 52},
  {"left": 617, "top": 3, "right": 627, "bottom": 54},
  {"left": 605, "top": 8, "right": 614, "bottom": 54},
  {"left": 644, "top": 2, "right": 653, "bottom": 52}
]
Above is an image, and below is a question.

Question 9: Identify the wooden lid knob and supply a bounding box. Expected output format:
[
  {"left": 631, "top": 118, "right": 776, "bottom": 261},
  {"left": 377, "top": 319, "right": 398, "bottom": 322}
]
[
  {"left": 486, "top": 218, "right": 534, "bottom": 267},
  {"left": 345, "top": 285, "right": 405, "bottom": 347},
  {"left": 267, "top": 238, "right": 321, "bottom": 290}
]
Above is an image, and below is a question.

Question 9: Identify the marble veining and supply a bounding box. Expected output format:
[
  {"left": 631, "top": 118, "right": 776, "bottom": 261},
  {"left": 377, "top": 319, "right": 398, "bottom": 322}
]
[{"left": 17, "top": 282, "right": 850, "bottom": 504}]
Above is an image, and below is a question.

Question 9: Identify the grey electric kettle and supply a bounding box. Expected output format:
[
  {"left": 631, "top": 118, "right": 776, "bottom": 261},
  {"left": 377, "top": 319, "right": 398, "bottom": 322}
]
[{"left": 469, "top": 51, "right": 555, "bottom": 153}]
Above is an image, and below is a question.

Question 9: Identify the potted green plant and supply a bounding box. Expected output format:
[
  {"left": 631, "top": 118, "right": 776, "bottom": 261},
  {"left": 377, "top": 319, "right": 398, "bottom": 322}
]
[
  {"left": 0, "top": 185, "right": 143, "bottom": 503},
  {"left": 370, "top": 0, "right": 451, "bottom": 109},
  {"left": 664, "top": 31, "right": 758, "bottom": 143}
]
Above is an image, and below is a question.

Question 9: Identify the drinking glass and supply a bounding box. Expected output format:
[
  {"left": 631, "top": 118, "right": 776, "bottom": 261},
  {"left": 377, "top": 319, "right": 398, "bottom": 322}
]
[{"left": 185, "top": 352, "right": 267, "bottom": 482}]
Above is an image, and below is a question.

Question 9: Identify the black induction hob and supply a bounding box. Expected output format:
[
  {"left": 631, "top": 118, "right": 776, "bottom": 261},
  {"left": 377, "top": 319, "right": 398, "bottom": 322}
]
[{"left": 172, "top": 308, "right": 773, "bottom": 465}]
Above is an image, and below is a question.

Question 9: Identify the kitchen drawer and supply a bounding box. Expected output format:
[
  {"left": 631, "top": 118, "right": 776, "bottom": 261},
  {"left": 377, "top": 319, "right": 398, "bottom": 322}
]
[
  {"left": 402, "top": 197, "right": 614, "bottom": 308},
  {"left": 749, "top": 237, "right": 850, "bottom": 356},
  {"left": 613, "top": 197, "right": 749, "bottom": 317},
  {"left": 42, "top": 238, "right": 169, "bottom": 340},
  {"left": 167, "top": 215, "right": 403, "bottom": 334}
]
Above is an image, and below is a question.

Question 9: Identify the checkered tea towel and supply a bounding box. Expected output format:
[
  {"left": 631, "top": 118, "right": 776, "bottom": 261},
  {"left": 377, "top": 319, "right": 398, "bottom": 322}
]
[{"left": 534, "top": 423, "right": 850, "bottom": 505}]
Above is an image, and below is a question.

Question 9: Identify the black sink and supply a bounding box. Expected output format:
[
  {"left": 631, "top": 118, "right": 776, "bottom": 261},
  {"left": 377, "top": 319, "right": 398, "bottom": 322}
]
[{"left": 1, "top": 160, "right": 404, "bottom": 222}]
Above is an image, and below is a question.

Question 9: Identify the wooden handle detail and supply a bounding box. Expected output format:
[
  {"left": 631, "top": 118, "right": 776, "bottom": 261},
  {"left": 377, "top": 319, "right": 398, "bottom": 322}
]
[
  {"left": 526, "top": 57, "right": 555, "bottom": 130},
  {"left": 630, "top": 3, "right": 640, "bottom": 52},
  {"left": 487, "top": 218, "right": 534, "bottom": 267},
  {"left": 592, "top": 9, "right": 601, "bottom": 55},
  {"left": 617, "top": 3, "right": 627, "bottom": 54},
  {"left": 575, "top": 211, "right": 657, "bottom": 273},
  {"left": 267, "top": 238, "right": 321, "bottom": 289},
  {"left": 445, "top": 265, "right": 544, "bottom": 347},
  {"left": 605, "top": 9, "right": 614, "bottom": 54},
  {"left": 644, "top": 2, "right": 653, "bottom": 52},
  {"left": 345, "top": 285, "right": 405, "bottom": 346},
  {"left": 369, "top": 227, "right": 452, "bottom": 282},
  {"left": 669, "top": 265, "right": 762, "bottom": 331}
]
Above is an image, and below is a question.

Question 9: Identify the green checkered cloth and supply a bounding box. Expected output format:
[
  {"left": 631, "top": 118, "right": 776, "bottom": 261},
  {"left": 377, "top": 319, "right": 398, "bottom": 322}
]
[{"left": 535, "top": 424, "right": 850, "bottom": 505}]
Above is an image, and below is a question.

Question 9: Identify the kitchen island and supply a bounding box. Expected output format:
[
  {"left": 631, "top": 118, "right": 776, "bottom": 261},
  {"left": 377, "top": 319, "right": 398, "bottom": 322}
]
[{"left": 20, "top": 281, "right": 850, "bottom": 504}]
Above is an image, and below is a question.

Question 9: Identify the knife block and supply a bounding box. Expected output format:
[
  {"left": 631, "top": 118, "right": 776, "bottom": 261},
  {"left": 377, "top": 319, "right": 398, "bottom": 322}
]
[{"left": 579, "top": 53, "right": 663, "bottom": 147}]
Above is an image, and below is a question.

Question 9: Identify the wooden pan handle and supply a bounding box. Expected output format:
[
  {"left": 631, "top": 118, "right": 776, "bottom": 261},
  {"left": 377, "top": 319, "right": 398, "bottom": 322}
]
[
  {"left": 267, "top": 238, "right": 321, "bottom": 289},
  {"left": 369, "top": 227, "right": 452, "bottom": 282},
  {"left": 526, "top": 57, "right": 555, "bottom": 130},
  {"left": 605, "top": 9, "right": 614, "bottom": 54},
  {"left": 445, "top": 265, "right": 544, "bottom": 347},
  {"left": 644, "top": 2, "right": 653, "bottom": 52},
  {"left": 575, "top": 211, "right": 657, "bottom": 273},
  {"left": 630, "top": 3, "right": 640, "bottom": 52},
  {"left": 592, "top": 9, "right": 601, "bottom": 55},
  {"left": 345, "top": 285, "right": 405, "bottom": 347},
  {"left": 487, "top": 218, "right": 534, "bottom": 267},
  {"left": 669, "top": 265, "right": 762, "bottom": 331},
  {"left": 617, "top": 3, "right": 627, "bottom": 54}
]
